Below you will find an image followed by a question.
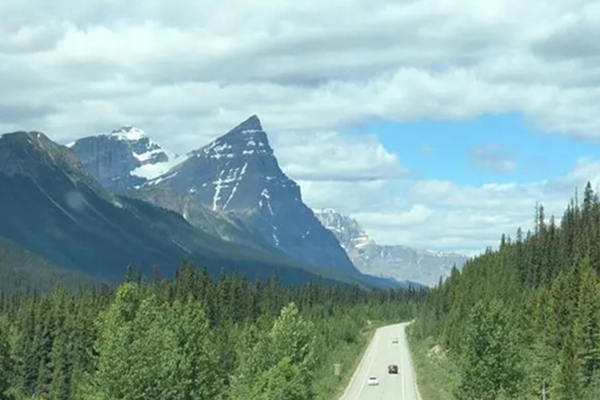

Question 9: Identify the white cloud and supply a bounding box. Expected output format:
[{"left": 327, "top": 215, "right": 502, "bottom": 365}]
[
  {"left": 292, "top": 158, "right": 600, "bottom": 255},
  {"left": 0, "top": 0, "right": 600, "bottom": 142},
  {"left": 2, "top": 0, "right": 600, "bottom": 255},
  {"left": 272, "top": 131, "right": 405, "bottom": 181}
]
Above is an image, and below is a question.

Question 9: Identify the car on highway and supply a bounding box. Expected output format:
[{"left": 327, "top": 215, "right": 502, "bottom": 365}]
[
  {"left": 392, "top": 338, "right": 399, "bottom": 344},
  {"left": 367, "top": 376, "right": 379, "bottom": 386},
  {"left": 388, "top": 364, "right": 398, "bottom": 374}
]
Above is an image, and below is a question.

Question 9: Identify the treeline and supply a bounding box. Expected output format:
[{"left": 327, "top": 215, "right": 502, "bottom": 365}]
[
  {"left": 0, "top": 261, "right": 424, "bottom": 400},
  {"left": 414, "top": 183, "right": 600, "bottom": 400}
]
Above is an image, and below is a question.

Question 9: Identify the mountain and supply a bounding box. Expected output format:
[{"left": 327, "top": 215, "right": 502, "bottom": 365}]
[
  {"left": 70, "top": 128, "right": 260, "bottom": 248},
  {"left": 69, "top": 126, "right": 183, "bottom": 193},
  {"left": 132, "top": 116, "right": 363, "bottom": 277},
  {"left": 315, "top": 209, "right": 468, "bottom": 286},
  {"left": 0, "top": 131, "right": 343, "bottom": 285}
]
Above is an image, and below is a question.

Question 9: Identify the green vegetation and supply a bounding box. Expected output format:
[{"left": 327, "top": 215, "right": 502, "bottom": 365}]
[
  {"left": 314, "top": 319, "right": 388, "bottom": 400},
  {"left": 407, "top": 330, "right": 458, "bottom": 400},
  {"left": 0, "top": 260, "right": 423, "bottom": 400},
  {"left": 412, "top": 182, "right": 600, "bottom": 400}
]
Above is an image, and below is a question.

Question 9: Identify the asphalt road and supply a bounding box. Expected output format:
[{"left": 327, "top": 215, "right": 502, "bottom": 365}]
[{"left": 340, "top": 322, "right": 422, "bottom": 400}]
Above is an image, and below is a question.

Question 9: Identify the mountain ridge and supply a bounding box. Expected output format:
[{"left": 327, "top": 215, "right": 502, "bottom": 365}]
[
  {"left": 69, "top": 126, "right": 184, "bottom": 193},
  {"left": 140, "top": 115, "right": 362, "bottom": 276},
  {"left": 0, "top": 130, "right": 357, "bottom": 285},
  {"left": 72, "top": 116, "right": 367, "bottom": 280},
  {"left": 315, "top": 208, "right": 467, "bottom": 286}
]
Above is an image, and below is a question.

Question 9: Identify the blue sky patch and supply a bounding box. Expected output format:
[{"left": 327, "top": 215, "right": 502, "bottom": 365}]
[{"left": 354, "top": 113, "right": 599, "bottom": 186}]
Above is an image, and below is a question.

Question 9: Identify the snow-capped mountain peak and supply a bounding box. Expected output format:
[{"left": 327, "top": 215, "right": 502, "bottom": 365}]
[
  {"left": 156, "top": 115, "right": 291, "bottom": 214},
  {"left": 70, "top": 127, "right": 179, "bottom": 192},
  {"left": 110, "top": 125, "right": 146, "bottom": 141},
  {"left": 131, "top": 115, "right": 360, "bottom": 274},
  {"left": 316, "top": 208, "right": 374, "bottom": 248},
  {"left": 196, "top": 115, "right": 272, "bottom": 161}
]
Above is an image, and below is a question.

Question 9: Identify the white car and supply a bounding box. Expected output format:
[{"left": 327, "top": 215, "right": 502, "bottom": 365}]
[{"left": 367, "top": 376, "right": 379, "bottom": 386}]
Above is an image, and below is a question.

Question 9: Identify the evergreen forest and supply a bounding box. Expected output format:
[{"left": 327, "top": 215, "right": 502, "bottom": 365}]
[
  {"left": 0, "top": 262, "right": 422, "bottom": 400},
  {"left": 413, "top": 183, "right": 600, "bottom": 400}
]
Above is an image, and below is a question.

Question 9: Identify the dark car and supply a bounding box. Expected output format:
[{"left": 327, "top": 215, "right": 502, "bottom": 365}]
[{"left": 388, "top": 364, "right": 398, "bottom": 374}]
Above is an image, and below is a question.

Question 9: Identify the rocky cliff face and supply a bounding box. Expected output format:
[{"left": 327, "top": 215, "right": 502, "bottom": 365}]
[
  {"left": 70, "top": 126, "right": 177, "bottom": 193},
  {"left": 316, "top": 209, "right": 468, "bottom": 286},
  {"left": 140, "top": 116, "right": 360, "bottom": 275}
]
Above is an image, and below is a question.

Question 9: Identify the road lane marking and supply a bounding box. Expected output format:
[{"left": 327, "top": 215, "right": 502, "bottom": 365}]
[
  {"left": 355, "top": 328, "right": 380, "bottom": 400},
  {"left": 340, "top": 327, "right": 380, "bottom": 400}
]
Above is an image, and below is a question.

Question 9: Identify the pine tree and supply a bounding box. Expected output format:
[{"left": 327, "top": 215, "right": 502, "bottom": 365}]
[
  {"left": 551, "top": 337, "right": 584, "bottom": 400},
  {"left": 168, "top": 298, "right": 223, "bottom": 400},
  {"left": 573, "top": 258, "right": 600, "bottom": 384},
  {"left": 49, "top": 330, "right": 69, "bottom": 400}
]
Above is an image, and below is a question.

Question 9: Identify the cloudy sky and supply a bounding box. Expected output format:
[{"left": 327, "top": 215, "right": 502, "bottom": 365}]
[{"left": 2, "top": 0, "right": 600, "bottom": 255}]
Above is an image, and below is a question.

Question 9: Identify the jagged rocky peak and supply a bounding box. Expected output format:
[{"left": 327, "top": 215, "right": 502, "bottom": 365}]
[
  {"left": 109, "top": 125, "right": 147, "bottom": 141},
  {"left": 0, "top": 131, "right": 91, "bottom": 182},
  {"left": 163, "top": 114, "right": 297, "bottom": 213},
  {"left": 316, "top": 209, "right": 374, "bottom": 249},
  {"left": 196, "top": 115, "right": 272, "bottom": 160},
  {"left": 316, "top": 208, "right": 468, "bottom": 286},
  {"left": 70, "top": 126, "right": 178, "bottom": 193},
  {"left": 2, "top": 130, "right": 58, "bottom": 152},
  {"left": 106, "top": 126, "right": 169, "bottom": 165},
  {"left": 108, "top": 126, "right": 168, "bottom": 164},
  {"left": 139, "top": 115, "right": 359, "bottom": 274}
]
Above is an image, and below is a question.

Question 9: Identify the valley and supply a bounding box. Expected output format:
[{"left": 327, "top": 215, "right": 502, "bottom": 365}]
[{"left": 1, "top": 2, "right": 598, "bottom": 399}]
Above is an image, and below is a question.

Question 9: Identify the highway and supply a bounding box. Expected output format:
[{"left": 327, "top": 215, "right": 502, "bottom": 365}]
[{"left": 340, "top": 322, "right": 422, "bottom": 400}]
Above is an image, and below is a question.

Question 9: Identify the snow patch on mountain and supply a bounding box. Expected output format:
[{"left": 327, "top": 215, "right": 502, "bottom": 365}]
[
  {"left": 131, "top": 153, "right": 187, "bottom": 180},
  {"left": 69, "top": 126, "right": 189, "bottom": 192},
  {"left": 110, "top": 126, "right": 146, "bottom": 141}
]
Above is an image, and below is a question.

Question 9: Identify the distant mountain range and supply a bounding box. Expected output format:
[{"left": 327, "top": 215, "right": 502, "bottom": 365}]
[
  {"left": 0, "top": 118, "right": 413, "bottom": 289},
  {"left": 315, "top": 209, "right": 467, "bottom": 286}
]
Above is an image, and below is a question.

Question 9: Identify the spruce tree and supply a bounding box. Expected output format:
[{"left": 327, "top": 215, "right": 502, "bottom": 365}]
[
  {"left": 573, "top": 258, "right": 600, "bottom": 384},
  {"left": 551, "top": 337, "right": 584, "bottom": 400}
]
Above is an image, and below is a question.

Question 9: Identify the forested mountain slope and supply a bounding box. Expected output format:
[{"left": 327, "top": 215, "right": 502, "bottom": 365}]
[
  {"left": 413, "top": 182, "right": 600, "bottom": 400},
  {"left": 0, "top": 236, "right": 95, "bottom": 294}
]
